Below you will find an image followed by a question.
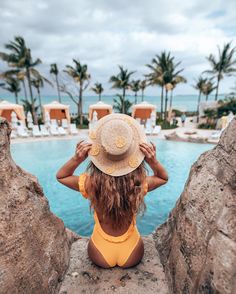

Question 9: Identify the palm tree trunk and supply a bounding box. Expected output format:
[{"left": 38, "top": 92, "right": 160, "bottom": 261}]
[
  {"left": 197, "top": 91, "right": 201, "bottom": 123},
  {"left": 26, "top": 68, "right": 37, "bottom": 124},
  {"left": 164, "top": 88, "right": 168, "bottom": 120},
  {"left": 215, "top": 75, "right": 220, "bottom": 101},
  {"left": 122, "top": 88, "right": 125, "bottom": 114},
  {"left": 169, "top": 90, "right": 173, "bottom": 109},
  {"left": 99, "top": 93, "right": 101, "bottom": 101},
  {"left": 22, "top": 80, "right": 28, "bottom": 101},
  {"left": 38, "top": 88, "right": 43, "bottom": 116},
  {"left": 206, "top": 94, "right": 209, "bottom": 101},
  {"left": 135, "top": 93, "right": 137, "bottom": 104},
  {"left": 56, "top": 74, "right": 61, "bottom": 103},
  {"left": 161, "top": 85, "right": 164, "bottom": 119},
  {"left": 141, "top": 89, "right": 144, "bottom": 101},
  {"left": 79, "top": 83, "right": 83, "bottom": 127},
  {"left": 15, "top": 92, "right": 19, "bottom": 104}
]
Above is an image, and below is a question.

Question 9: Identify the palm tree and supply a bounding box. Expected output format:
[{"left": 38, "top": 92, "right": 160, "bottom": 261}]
[
  {"left": 91, "top": 82, "right": 104, "bottom": 101},
  {"left": 146, "top": 52, "right": 173, "bottom": 119},
  {"left": 21, "top": 98, "right": 39, "bottom": 116},
  {"left": 169, "top": 75, "right": 187, "bottom": 109},
  {"left": 140, "top": 80, "right": 147, "bottom": 102},
  {"left": 205, "top": 42, "right": 236, "bottom": 101},
  {"left": 50, "top": 63, "right": 61, "bottom": 102},
  {"left": 202, "top": 79, "right": 216, "bottom": 101},
  {"left": 109, "top": 66, "right": 135, "bottom": 113},
  {"left": 130, "top": 80, "right": 140, "bottom": 104},
  {"left": 31, "top": 76, "right": 52, "bottom": 115},
  {"left": 162, "top": 56, "right": 185, "bottom": 120},
  {"left": 64, "top": 59, "right": 91, "bottom": 126},
  {"left": 1, "top": 77, "right": 21, "bottom": 104},
  {"left": 193, "top": 76, "right": 208, "bottom": 122},
  {"left": 0, "top": 36, "right": 42, "bottom": 124},
  {"left": 113, "top": 94, "right": 132, "bottom": 114}
]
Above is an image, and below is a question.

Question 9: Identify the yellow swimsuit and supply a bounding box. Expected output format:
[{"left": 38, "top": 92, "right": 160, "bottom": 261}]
[{"left": 78, "top": 173, "right": 148, "bottom": 267}]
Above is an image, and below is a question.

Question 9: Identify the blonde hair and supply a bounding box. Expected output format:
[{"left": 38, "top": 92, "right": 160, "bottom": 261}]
[{"left": 86, "top": 161, "right": 147, "bottom": 228}]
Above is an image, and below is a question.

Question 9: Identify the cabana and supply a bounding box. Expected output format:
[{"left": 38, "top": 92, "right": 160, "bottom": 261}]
[
  {"left": 89, "top": 101, "right": 113, "bottom": 121},
  {"left": 0, "top": 100, "right": 25, "bottom": 122},
  {"left": 132, "top": 101, "right": 156, "bottom": 122},
  {"left": 42, "top": 101, "right": 70, "bottom": 124}
]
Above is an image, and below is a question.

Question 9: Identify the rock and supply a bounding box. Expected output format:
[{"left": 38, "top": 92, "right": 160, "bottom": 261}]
[
  {"left": 59, "top": 236, "right": 169, "bottom": 294},
  {"left": 154, "top": 118, "right": 236, "bottom": 294},
  {"left": 0, "top": 118, "right": 71, "bottom": 293},
  {"left": 165, "top": 131, "right": 209, "bottom": 144}
]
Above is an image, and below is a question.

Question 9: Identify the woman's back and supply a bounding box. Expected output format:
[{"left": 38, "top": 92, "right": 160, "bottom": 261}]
[{"left": 56, "top": 113, "right": 168, "bottom": 268}]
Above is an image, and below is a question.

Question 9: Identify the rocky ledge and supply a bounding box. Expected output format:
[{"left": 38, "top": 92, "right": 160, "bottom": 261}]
[{"left": 0, "top": 116, "right": 235, "bottom": 294}]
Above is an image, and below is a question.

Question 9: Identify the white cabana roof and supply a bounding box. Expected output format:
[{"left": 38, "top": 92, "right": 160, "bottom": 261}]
[
  {"left": 132, "top": 101, "right": 156, "bottom": 110},
  {"left": 42, "top": 100, "right": 70, "bottom": 109},
  {"left": 0, "top": 100, "right": 25, "bottom": 121},
  {"left": 89, "top": 101, "right": 113, "bottom": 110}
]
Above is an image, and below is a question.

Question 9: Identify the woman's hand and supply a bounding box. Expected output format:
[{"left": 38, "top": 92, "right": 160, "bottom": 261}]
[
  {"left": 73, "top": 141, "right": 92, "bottom": 163},
  {"left": 139, "top": 142, "right": 157, "bottom": 165}
]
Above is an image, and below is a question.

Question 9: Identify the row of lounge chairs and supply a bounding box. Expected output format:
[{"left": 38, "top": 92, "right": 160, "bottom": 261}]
[{"left": 11, "top": 122, "right": 79, "bottom": 139}]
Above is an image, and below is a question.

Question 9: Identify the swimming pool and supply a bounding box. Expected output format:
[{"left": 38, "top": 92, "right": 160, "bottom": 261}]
[{"left": 11, "top": 138, "right": 213, "bottom": 236}]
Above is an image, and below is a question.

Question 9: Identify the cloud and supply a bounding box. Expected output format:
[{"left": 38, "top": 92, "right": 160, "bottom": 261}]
[{"left": 0, "top": 0, "right": 235, "bottom": 96}]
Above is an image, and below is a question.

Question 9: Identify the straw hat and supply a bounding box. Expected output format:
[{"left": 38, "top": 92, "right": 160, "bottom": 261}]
[{"left": 88, "top": 113, "right": 147, "bottom": 176}]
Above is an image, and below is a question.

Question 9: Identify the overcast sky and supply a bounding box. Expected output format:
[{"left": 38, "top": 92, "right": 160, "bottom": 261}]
[{"left": 0, "top": 0, "right": 236, "bottom": 97}]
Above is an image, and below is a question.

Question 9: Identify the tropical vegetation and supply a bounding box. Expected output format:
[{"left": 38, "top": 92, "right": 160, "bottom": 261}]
[
  {"left": 0, "top": 36, "right": 236, "bottom": 129},
  {"left": 109, "top": 66, "right": 135, "bottom": 113},
  {"left": 204, "top": 42, "right": 236, "bottom": 101},
  {"left": 91, "top": 82, "right": 104, "bottom": 101}
]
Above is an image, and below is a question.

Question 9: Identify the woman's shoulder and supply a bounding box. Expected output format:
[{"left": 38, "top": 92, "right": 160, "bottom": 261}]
[{"left": 78, "top": 173, "right": 91, "bottom": 199}]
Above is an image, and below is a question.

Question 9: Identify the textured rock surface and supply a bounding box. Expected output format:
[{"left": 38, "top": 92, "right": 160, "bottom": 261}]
[
  {"left": 59, "top": 236, "right": 169, "bottom": 294},
  {"left": 154, "top": 118, "right": 236, "bottom": 294},
  {"left": 0, "top": 118, "right": 71, "bottom": 294}
]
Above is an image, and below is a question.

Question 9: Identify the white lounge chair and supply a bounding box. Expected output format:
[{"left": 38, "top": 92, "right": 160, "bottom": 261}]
[
  {"left": 210, "top": 129, "right": 224, "bottom": 139},
  {"left": 62, "top": 119, "right": 69, "bottom": 129},
  {"left": 32, "top": 125, "right": 42, "bottom": 137},
  {"left": 10, "top": 131, "right": 17, "bottom": 139},
  {"left": 51, "top": 119, "right": 58, "bottom": 126},
  {"left": 58, "top": 126, "right": 67, "bottom": 136},
  {"left": 69, "top": 123, "right": 79, "bottom": 135},
  {"left": 17, "top": 125, "right": 29, "bottom": 138},
  {"left": 40, "top": 125, "right": 50, "bottom": 136},
  {"left": 152, "top": 125, "right": 161, "bottom": 135},
  {"left": 50, "top": 125, "right": 60, "bottom": 136}
]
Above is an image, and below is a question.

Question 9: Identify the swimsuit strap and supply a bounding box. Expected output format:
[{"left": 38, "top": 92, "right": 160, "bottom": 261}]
[{"left": 93, "top": 211, "right": 136, "bottom": 243}]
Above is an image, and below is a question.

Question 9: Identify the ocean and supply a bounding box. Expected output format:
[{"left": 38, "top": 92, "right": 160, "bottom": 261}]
[{"left": 0, "top": 93, "right": 225, "bottom": 114}]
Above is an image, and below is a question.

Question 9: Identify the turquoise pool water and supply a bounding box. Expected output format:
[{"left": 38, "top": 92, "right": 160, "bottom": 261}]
[{"left": 11, "top": 138, "right": 213, "bottom": 236}]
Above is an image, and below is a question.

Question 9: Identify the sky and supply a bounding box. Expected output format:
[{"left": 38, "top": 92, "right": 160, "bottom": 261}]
[{"left": 0, "top": 0, "right": 236, "bottom": 97}]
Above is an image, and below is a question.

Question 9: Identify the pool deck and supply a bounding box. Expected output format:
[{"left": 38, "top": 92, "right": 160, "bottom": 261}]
[{"left": 10, "top": 127, "right": 219, "bottom": 145}]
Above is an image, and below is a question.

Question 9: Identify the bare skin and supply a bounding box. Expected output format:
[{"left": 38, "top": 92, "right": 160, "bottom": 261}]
[{"left": 56, "top": 140, "right": 168, "bottom": 268}]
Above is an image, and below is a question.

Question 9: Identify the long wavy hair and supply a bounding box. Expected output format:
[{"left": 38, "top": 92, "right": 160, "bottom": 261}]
[{"left": 86, "top": 161, "right": 147, "bottom": 229}]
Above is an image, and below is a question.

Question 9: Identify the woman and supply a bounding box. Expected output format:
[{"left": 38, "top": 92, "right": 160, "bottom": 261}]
[{"left": 56, "top": 114, "right": 168, "bottom": 268}]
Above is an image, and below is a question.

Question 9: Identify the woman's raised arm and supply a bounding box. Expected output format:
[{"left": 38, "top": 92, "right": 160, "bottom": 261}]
[
  {"left": 56, "top": 141, "right": 92, "bottom": 191},
  {"left": 139, "top": 142, "right": 168, "bottom": 191}
]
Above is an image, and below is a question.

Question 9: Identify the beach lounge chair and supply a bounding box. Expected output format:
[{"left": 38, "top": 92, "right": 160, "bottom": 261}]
[
  {"left": 69, "top": 123, "right": 79, "bottom": 135},
  {"left": 10, "top": 131, "right": 17, "bottom": 139},
  {"left": 51, "top": 119, "right": 58, "bottom": 127},
  {"left": 210, "top": 129, "right": 224, "bottom": 140},
  {"left": 49, "top": 125, "right": 60, "bottom": 136},
  {"left": 145, "top": 126, "right": 153, "bottom": 135},
  {"left": 32, "top": 125, "right": 42, "bottom": 137},
  {"left": 62, "top": 119, "right": 69, "bottom": 129},
  {"left": 58, "top": 126, "right": 67, "bottom": 136},
  {"left": 17, "top": 125, "right": 29, "bottom": 138},
  {"left": 40, "top": 125, "right": 50, "bottom": 136},
  {"left": 152, "top": 125, "right": 161, "bottom": 135}
]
